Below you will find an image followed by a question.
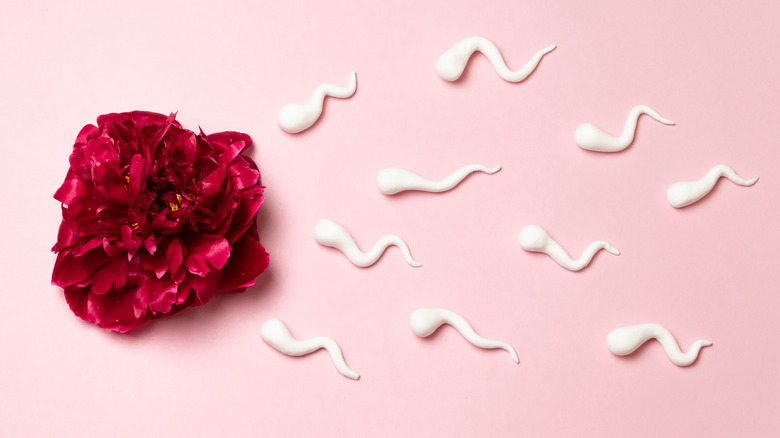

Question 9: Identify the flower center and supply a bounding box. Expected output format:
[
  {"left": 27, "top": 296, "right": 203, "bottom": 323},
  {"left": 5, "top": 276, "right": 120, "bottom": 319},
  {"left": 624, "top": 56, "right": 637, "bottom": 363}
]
[{"left": 169, "top": 193, "right": 183, "bottom": 211}]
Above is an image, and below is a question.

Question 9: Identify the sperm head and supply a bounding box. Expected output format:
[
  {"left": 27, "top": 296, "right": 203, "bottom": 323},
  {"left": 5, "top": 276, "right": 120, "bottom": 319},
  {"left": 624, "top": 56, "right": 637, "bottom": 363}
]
[
  {"left": 261, "top": 318, "right": 294, "bottom": 345},
  {"left": 666, "top": 182, "right": 694, "bottom": 208},
  {"left": 605, "top": 327, "right": 639, "bottom": 356},
  {"left": 313, "top": 219, "right": 347, "bottom": 247},
  {"left": 409, "top": 308, "right": 442, "bottom": 337},
  {"left": 277, "top": 102, "right": 310, "bottom": 133},
  {"left": 518, "top": 225, "right": 550, "bottom": 251},
  {"left": 376, "top": 168, "right": 409, "bottom": 195},
  {"left": 574, "top": 123, "right": 609, "bottom": 151},
  {"left": 435, "top": 52, "right": 468, "bottom": 81}
]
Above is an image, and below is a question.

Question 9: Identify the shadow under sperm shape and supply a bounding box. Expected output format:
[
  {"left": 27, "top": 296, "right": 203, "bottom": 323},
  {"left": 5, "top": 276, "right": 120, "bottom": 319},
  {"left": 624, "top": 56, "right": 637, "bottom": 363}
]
[
  {"left": 410, "top": 308, "right": 519, "bottom": 363},
  {"left": 314, "top": 218, "right": 421, "bottom": 268},
  {"left": 376, "top": 164, "right": 501, "bottom": 195},
  {"left": 607, "top": 323, "right": 712, "bottom": 367},
  {"left": 277, "top": 71, "right": 357, "bottom": 134},
  {"left": 575, "top": 105, "right": 674, "bottom": 152},
  {"left": 435, "top": 36, "right": 556, "bottom": 82},
  {"left": 518, "top": 224, "right": 619, "bottom": 271},
  {"left": 261, "top": 318, "right": 359, "bottom": 380},
  {"left": 667, "top": 164, "right": 758, "bottom": 208}
]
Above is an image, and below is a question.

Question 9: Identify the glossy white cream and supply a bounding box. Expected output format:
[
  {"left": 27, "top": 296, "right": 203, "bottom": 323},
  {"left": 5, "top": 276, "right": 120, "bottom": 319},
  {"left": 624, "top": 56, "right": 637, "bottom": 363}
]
[
  {"left": 607, "top": 323, "right": 712, "bottom": 367},
  {"left": 518, "top": 225, "right": 619, "bottom": 271},
  {"left": 377, "top": 164, "right": 501, "bottom": 195},
  {"left": 410, "top": 308, "right": 518, "bottom": 363},
  {"left": 436, "top": 36, "right": 556, "bottom": 82},
  {"left": 667, "top": 164, "right": 758, "bottom": 208},
  {"left": 575, "top": 105, "right": 674, "bottom": 152},
  {"left": 261, "top": 318, "right": 359, "bottom": 380},
  {"left": 314, "top": 219, "right": 421, "bottom": 268},
  {"left": 277, "top": 71, "right": 357, "bottom": 133}
]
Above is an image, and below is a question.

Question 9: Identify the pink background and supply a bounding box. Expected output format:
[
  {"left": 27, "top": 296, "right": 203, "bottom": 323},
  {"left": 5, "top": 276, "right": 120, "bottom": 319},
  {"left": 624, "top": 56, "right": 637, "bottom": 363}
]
[{"left": 1, "top": 0, "right": 779, "bottom": 436}]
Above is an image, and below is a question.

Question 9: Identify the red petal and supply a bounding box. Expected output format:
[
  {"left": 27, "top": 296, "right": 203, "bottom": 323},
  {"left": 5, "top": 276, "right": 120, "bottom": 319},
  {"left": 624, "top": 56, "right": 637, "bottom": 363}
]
[
  {"left": 227, "top": 156, "right": 260, "bottom": 190},
  {"left": 65, "top": 286, "right": 149, "bottom": 332},
  {"left": 52, "top": 218, "right": 77, "bottom": 252},
  {"left": 89, "top": 257, "right": 128, "bottom": 294},
  {"left": 183, "top": 270, "right": 222, "bottom": 306},
  {"left": 143, "top": 234, "right": 157, "bottom": 255},
  {"left": 53, "top": 179, "right": 90, "bottom": 205},
  {"left": 142, "top": 242, "right": 169, "bottom": 279},
  {"left": 136, "top": 277, "right": 178, "bottom": 316},
  {"left": 217, "top": 235, "right": 269, "bottom": 292},
  {"left": 52, "top": 247, "right": 112, "bottom": 288},
  {"left": 224, "top": 186, "right": 264, "bottom": 243},
  {"left": 207, "top": 131, "right": 252, "bottom": 155},
  {"left": 198, "top": 165, "right": 226, "bottom": 195},
  {"left": 185, "top": 234, "right": 230, "bottom": 270}
]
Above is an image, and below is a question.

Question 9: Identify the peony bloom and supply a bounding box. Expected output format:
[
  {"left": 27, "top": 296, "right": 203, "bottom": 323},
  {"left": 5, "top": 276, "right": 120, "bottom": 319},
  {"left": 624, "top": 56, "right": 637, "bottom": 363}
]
[{"left": 52, "top": 111, "right": 269, "bottom": 332}]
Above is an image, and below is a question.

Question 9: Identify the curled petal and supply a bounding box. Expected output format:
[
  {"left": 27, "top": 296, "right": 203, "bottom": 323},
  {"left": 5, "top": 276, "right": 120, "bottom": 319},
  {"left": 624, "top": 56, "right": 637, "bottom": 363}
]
[
  {"left": 65, "top": 286, "right": 150, "bottom": 333},
  {"left": 52, "top": 248, "right": 111, "bottom": 288},
  {"left": 186, "top": 234, "right": 230, "bottom": 270},
  {"left": 135, "top": 276, "right": 178, "bottom": 316},
  {"left": 166, "top": 238, "right": 184, "bottom": 274},
  {"left": 179, "top": 270, "right": 222, "bottom": 306},
  {"left": 224, "top": 186, "right": 264, "bottom": 243},
  {"left": 52, "top": 218, "right": 77, "bottom": 252},
  {"left": 207, "top": 131, "right": 252, "bottom": 155},
  {"left": 217, "top": 234, "right": 269, "bottom": 291},
  {"left": 54, "top": 179, "right": 90, "bottom": 205},
  {"left": 89, "top": 257, "right": 128, "bottom": 294},
  {"left": 227, "top": 156, "right": 260, "bottom": 191}
]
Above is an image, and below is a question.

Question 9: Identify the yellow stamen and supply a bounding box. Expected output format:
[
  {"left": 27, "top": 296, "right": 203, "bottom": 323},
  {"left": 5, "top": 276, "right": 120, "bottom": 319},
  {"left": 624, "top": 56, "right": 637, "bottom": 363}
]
[
  {"left": 124, "top": 175, "right": 130, "bottom": 183},
  {"left": 168, "top": 193, "right": 183, "bottom": 211}
]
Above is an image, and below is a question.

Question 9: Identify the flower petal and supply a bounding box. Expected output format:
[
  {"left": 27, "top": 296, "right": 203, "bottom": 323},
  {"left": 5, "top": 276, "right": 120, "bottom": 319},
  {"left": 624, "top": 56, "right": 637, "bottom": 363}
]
[
  {"left": 53, "top": 178, "right": 90, "bottom": 205},
  {"left": 89, "top": 257, "right": 128, "bottom": 294},
  {"left": 52, "top": 247, "right": 111, "bottom": 288},
  {"left": 224, "top": 186, "right": 264, "bottom": 243},
  {"left": 178, "top": 270, "right": 222, "bottom": 306},
  {"left": 65, "top": 286, "right": 149, "bottom": 332},
  {"left": 217, "top": 235, "right": 269, "bottom": 292},
  {"left": 186, "top": 234, "right": 230, "bottom": 270}
]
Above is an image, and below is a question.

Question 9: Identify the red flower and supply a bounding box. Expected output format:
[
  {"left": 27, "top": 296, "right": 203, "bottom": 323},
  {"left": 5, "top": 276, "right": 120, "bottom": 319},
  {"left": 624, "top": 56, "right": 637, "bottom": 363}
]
[{"left": 52, "top": 111, "right": 269, "bottom": 332}]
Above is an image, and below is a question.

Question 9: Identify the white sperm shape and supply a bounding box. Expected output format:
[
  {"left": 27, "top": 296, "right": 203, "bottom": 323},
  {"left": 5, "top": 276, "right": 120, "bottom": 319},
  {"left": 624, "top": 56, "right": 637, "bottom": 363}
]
[
  {"left": 435, "top": 36, "right": 556, "bottom": 82},
  {"left": 607, "top": 323, "right": 712, "bottom": 367},
  {"left": 410, "top": 308, "right": 519, "bottom": 363},
  {"left": 377, "top": 164, "right": 501, "bottom": 195},
  {"left": 277, "top": 71, "right": 357, "bottom": 134},
  {"left": 575, "top": 105, "right": 674, "bottom": 152},
  {"left": 518, "top": 225, "right": 619, "bottom": 271},
  {"left": 667, "top": 164, "right": 758, "bottom": 208},
  {"left": 261, "top": 318, "right": 359, "bottom": 380},
  {"left": 314, "top": 219, "right": 421, "bottom": 268}
]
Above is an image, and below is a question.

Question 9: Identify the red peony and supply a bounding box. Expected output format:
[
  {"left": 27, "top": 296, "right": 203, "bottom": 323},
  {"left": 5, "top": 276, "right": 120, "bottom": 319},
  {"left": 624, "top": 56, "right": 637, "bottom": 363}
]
[{"left": 52, "top": 111, "right": 269, "bottom": 332}]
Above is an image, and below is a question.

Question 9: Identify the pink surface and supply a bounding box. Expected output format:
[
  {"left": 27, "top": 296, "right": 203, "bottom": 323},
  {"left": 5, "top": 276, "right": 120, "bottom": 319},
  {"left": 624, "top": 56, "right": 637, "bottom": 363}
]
[{"left": 1, "top": 0, "right": 779, "bottom": 436}]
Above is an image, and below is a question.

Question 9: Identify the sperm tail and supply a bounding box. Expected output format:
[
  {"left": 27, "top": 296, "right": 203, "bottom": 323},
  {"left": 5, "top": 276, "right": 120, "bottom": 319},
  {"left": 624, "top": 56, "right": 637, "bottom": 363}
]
[
  {"left": 543, "top": 239, "right": 617, "bottom": 271},
  {"left": 312, "top": 71, "right": 357, "bottom": 101},
  {"left": 715, "top": 164, "right": 759, "bottom": 186},
  {"left": 655, "top": 328, "right": 712, "bottom": 366},
  {"left": 632, "top": 105, "right": 675, "bottom": 125},
  {"left": 318, "top": 337, "right": 360, "bottom": 380},
  {"left": 619, "top": 105, "right": 674, "bottom": 145},
  {"left": 445, "top": 312, "right": 519, "bottom": 363},
  {"left": 435, "top": 164, "right": 501, "bottom": 192},
  {"left": 364, "top": 234, "right": 421, "bottom": 267},
  {"left": 478, "top": 39, "right": 556, "bottom": 82},
  {"left": 569, "top": 241, "right": 619, "bottom": 271}
]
